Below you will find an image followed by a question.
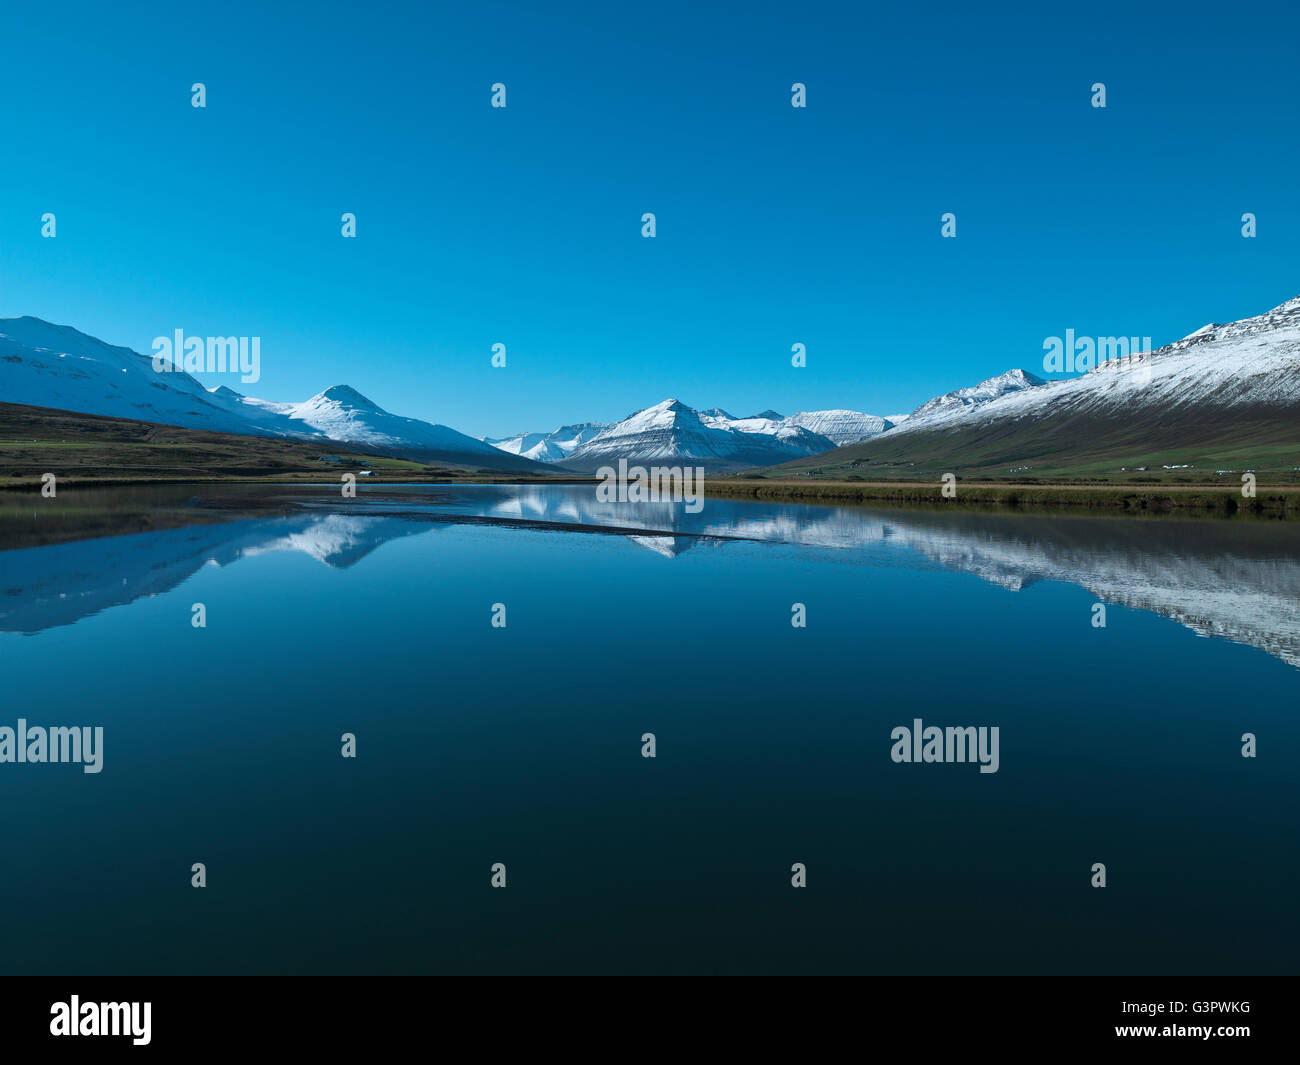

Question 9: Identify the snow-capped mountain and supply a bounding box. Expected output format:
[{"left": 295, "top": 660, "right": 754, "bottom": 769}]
[
  {"left": 888, "top": 295, "right": 1300, "bottom": 436},
  {"left": 491, "top": 405, "right": 894, "bottom": 468},
  {"left": 0, "top": 316, "right": 285, "bottom": 437},
  {"left": 782, "top": 409, "right": 894, "bottom": 446},
  {"left": 486, "top": 422, "right": 607, "bottom": 463},
  {"left": 778, "top": 293, "right": 1300, "bottom": 476},
  {"left": 906, "top": 368, "right": 1046, "bottom": 424},
  {"left": 559, "top": 399, "right": 840, "bottom": 471},
  {"left": 235, "top": 383, "right": 509, "bottom": 459},
  {"left": 0, "top": 316, "right": 544, "bottom": 470}
]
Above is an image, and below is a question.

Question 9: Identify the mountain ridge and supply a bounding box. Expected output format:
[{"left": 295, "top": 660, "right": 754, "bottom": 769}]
[
  {"left": 0, "top": 317, "right": 548, "bottom": 472},
  {"left": 493, "top": 402, "right": 897, "bottom": 470},
  {"left": 769, "top": 292, "right": 1300, "bottom": 479},
  {"left": 8, "top": 292, "right": 1299, "bottom": 480}
]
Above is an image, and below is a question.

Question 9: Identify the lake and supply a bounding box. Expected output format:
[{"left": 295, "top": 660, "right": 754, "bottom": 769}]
[{"left": 1, "top": 484, "right": 1296, "bottom": 974}]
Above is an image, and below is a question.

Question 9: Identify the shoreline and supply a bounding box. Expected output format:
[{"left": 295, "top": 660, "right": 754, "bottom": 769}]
[
  {"left": 701, "top": 478, "right": 1300, "bottom": 516},
  {"left": 3, "top": 473, "right": 1299, "bottom": 518}
]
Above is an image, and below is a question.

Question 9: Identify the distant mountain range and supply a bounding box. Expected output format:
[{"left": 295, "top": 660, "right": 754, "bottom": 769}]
[
  {"left": 484, "top": 423, "right": 606, "bottom": 463},
  {"left": 0, "top": 315, "right": 908, "bottom": 472},
  {"left": 486, "top": 404, "right": 902, "bottom": 471},
  {"left": 4, "top": 292, "right": 1298, "bottom": 477}
]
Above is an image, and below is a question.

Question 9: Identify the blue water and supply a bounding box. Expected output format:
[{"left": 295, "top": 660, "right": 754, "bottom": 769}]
[{"left": 1, "top": 486, "right": 1296, "bottom": 974}]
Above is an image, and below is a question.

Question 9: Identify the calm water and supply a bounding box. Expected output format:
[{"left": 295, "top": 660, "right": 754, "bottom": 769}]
[{"left": 1, "top": 485, "right": 1297, "bottom": 974}]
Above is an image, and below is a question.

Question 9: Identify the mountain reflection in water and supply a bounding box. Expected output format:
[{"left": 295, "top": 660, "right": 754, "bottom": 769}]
[{"left": 2, "top": 484, "right": 1298, "bottom": 669}]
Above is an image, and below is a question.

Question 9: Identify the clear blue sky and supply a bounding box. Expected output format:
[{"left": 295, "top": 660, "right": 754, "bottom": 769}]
[{"left": 1, "top": 0, "right": 1297, "bottom": 437}]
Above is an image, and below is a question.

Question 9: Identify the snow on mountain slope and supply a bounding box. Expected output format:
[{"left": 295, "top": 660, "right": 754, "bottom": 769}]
[
  {"left": 700, "top": 407, "right": 890, "bottom": 447},
  {"left": 0, "top": 316, "right": 297, "bottom": 437},
  {"left": 241, "top": 384, "right": 505, "bottom": 458},
  {"left": 562, "top": 398, "right": 837, "bottom": 470},
  {"left": 494, "top": 406, "right": 890, "bottom": 466},
  {"left": 488, "top": 431, "right": 564, "bottom": 463},
  {"left": 487, "top": 422, "right": 606, "bottom": 462},
  {"left": 0, "top": 316, "right": 537, "bottom": 468},
  {"left": 885, "top": 294, "right": 1300, "bottom": 438},
  {"left": 784, "top": 409, "right": 894, "bottom": 446},
  {"left": 905, "top": 368, "right": 1046, "bottom": 426}
]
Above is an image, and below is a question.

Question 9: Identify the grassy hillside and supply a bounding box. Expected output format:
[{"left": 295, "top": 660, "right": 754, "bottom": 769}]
[
  {"left": 0, "top": 402, "right": 560, "bottom": 487},
  {"left": 766, "top": 407, "right": 1300, "bottom": 485}
]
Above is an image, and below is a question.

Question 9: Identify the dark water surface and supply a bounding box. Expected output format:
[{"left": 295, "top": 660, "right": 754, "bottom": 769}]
[{"left": 1, "top": 484, "right": 1296, "bottom": 974}]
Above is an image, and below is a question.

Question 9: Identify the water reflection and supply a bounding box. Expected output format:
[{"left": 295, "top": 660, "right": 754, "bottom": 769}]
[{"left": 4, "top": 484, "right": 1298, "bottom": 667}]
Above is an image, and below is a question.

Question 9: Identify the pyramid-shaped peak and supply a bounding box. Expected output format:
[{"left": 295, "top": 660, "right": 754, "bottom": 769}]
[
  {"left": 315, "top": 384, "right": 383, "bottom": 411},
  {"left": 987, "top": 368, "right": 1045, "bottom": 388}
]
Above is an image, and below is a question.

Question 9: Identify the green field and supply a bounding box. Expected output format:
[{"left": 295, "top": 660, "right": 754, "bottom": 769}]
[
  {"left": 0, "top": 401, "right": 565, "bottom": 488},
  {"left": 767, "top": 409, "right": 1300, "bottom": 487}
]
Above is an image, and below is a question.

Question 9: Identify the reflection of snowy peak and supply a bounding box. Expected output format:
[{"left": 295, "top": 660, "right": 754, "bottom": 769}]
[
  {"left": 3, "top": 489, "right": 1297, "bottom": 669},
  {"left": 242, "top": 514, "right": 427, "bottom": 567},
  {"left": 626, "top": 535, "right": 699, "bottom": 558},
  {"left": 0, "top": 514, "right": 424, "bottom": 634},
  {"left": 421, "top": 486, "right": 1300, "bottom": 668}
]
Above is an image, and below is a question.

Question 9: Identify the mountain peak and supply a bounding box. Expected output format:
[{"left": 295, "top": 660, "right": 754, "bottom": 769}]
[
  {"left": 615, "top": 398, "right": 696, "bottom": 424},
  {"left": 783, "top": 409, "right": 892, "bottom": 447},
  {"left": 565, "top": 397, "right": 837, "bottom": 471},
  {"left": 908, "top": 368, "right": 1045, "bottom": 423},
  {"left": 1177, "top": 323, "right": 1218, "bottom": 343},
  {"left": 0, "top": 316, "right": 128, "bottom": 358},
  {"left": 989, "top": 368, "right": 1045, "bottom": 388},
  {"left": 314, "top": 384, "right": 383, "bottom": 411}
]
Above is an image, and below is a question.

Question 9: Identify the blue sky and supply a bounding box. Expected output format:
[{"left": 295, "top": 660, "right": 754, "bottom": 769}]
[{"left": 1, "top": 0, "right": 1297, "bottom": 437}]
